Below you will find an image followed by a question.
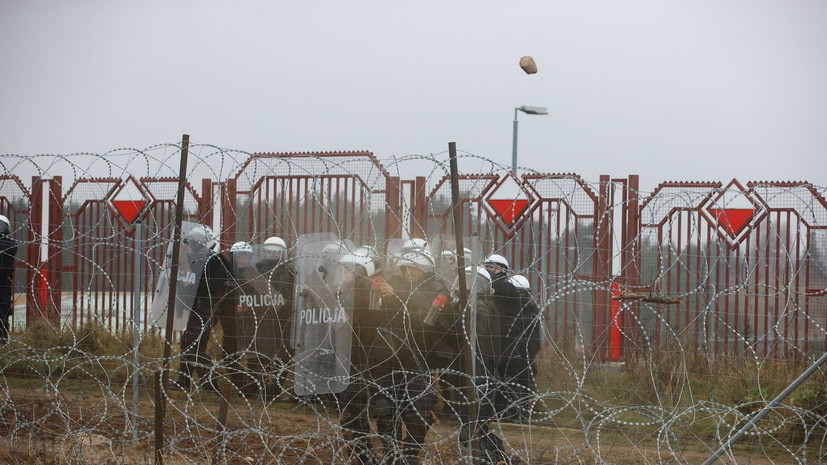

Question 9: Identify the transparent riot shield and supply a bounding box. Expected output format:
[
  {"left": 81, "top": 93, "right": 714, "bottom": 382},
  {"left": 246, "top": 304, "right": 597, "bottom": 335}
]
[
  {"left": 232, "top": 246, "right": 284, "bottom": 351},
  {"left": 430, "top": 234, "right": 483, "bottom": 285},
  {"left": 292, "top": 234, "right": 356, "bottom": 395},
  {"left": 384, "top": 238, "right": 410, "bottom": 271},
  {"left": 150, "top": 221, "right": 210, "bottom": 331}
]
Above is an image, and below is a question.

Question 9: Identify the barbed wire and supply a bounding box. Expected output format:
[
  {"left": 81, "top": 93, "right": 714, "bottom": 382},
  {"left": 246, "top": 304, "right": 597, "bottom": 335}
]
[{"left": 0, "top": 143, "right": 824, "bottom": 464}]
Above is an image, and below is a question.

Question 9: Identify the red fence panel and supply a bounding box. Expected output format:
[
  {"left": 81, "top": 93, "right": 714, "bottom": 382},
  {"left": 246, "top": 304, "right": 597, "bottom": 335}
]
[
  {"left": 60, "top": 176, "right": 204, "bottom": 332},
  {"left": 425, "top": 172, "right": 603, "bottom": 356},
  {"left": 226, "top": 152, "right": 397, "bottom": 247}
]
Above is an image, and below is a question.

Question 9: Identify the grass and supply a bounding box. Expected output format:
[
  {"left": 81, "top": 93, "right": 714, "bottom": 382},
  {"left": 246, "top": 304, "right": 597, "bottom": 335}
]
[{"left": 1, "top": 322, "right": 826, "bottom": 463}]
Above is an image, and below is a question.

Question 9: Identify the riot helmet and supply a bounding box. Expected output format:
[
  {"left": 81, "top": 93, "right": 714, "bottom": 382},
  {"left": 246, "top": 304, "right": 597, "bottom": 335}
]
[
  {"left": 354, "top": 245, "right": 380, "bottom": 263},
  {"left": 340, "top": 252, "right": 379, "bottom": 279},
  {"left": 345, "top": 245, "right": 381, "bottom": 276},
  {"left": 0, "top": 215, "right": 9, "bottom": 235},
  {"left": 484, "top": 253, "right": 510, "bottom": 270},
  {"left": 230, "top": 241, "right": 254, "bottom": 268},
  {"left": 455, "top": 265, "right": 492, "bottom": 295},
  {"left": 400, "top": 237, "right": 428, "bottom": 253},
  {"left": 230, "top": 241, "right": 253, "bottom": 254},
  {"left": 261, "top": 236, "right": 287, "bottom": 261},
  {"left": 184, "top": 225, "right": 218, "bottom": 253},
  {"left": 509, "top": 274, "right": 531, "bottom": 290},
  {"left": 483, "top": 253, "right": 510, "bottom": 279},
  {"left": 396, "top": 249, "right": 435, "bottom": 273},
  {"left": 396, "top": 248, "right": 434, "bottom": 283}
]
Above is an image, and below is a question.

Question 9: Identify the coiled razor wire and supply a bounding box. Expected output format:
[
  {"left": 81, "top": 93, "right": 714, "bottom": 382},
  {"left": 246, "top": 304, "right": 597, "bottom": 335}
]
[{"left": 0, "top": 142, "right": 825, "bottom": 464}]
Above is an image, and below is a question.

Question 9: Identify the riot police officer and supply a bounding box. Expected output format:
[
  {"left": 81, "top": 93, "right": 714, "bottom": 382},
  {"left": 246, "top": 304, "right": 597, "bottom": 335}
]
[
  {"left": 448, "top": 265, "right": 512, "bottom": 464},
  {"left": 370, "top": 247, "right": 453, "bottom": 465},
  {"left": 229, "top": 241, "right": 257, "bottom": 391},
  {"left": 498, "top": 274, "right": 542, "bottom": 422},
  {"left": 0, "top": 215, "right": 17, "bottom": 343},
  {"left": 174, "top": 226, "right": 238, "bottom": 392},
  {"left": 249, "top": 236, "right": 294, "bottom": 399},
  {"left": 337, "top": 246, "right": 382, "bottom": 465}
]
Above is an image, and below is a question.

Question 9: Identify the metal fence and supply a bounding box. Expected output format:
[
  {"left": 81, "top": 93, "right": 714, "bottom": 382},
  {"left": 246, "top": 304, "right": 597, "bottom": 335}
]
[{"left": 2, "top": 150, "right": 824, "bottom": 362}]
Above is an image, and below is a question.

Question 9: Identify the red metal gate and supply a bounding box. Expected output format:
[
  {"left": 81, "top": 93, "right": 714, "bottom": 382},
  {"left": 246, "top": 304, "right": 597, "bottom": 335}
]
[
  {"left": 224, "top": 152, "right": 401, "bottom": 248},
  {"left": 632, "top": 179, "right": 827, "bottom": 359},
  {"left": 5, "top": 150, "right": 825, "bottom": 362},
  {"left": 60, "top": 176, "right": 205, "bottom": 332},
  {"left": 424, "top": 172, "right": 606, "bottom": 357}
]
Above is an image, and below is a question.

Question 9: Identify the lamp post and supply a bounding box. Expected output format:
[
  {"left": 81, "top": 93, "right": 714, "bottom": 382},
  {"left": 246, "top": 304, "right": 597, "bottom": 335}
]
[{"left": 512, "top": 105, "right": 548, "bottom": 173}]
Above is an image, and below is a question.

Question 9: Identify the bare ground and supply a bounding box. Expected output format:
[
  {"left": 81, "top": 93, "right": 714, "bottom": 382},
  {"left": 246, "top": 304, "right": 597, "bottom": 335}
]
[{"left": 0, "top": 386, "right": 806, "bottom": 465}]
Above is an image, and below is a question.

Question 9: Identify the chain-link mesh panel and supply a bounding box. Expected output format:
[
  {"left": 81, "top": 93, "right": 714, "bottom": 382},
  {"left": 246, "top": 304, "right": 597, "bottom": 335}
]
[{"left": 0, "top": 146, "right": 824, "bottom": 464}]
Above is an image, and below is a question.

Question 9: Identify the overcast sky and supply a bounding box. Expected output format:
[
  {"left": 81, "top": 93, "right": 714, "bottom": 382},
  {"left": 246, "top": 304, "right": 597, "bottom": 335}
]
[{"left": 2, "top": 1, "right": 826, "bottom": 194}]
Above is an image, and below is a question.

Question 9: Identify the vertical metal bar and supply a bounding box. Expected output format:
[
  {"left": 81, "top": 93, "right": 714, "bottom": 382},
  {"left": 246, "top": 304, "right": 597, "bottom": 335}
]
[
  {"left": 770, "top": 211, "right": 784, "bottom": 359},
  {"left": 132, "top": 220, "right": 142, "bottom": 443},
  {"left": 695, "top": 208, "right": 703, "bottom": 352},
  {"left": 803, "top": 230, "right": 811, "bottom": 353},
  {"left": 749, "top": 229, "right": 758, "bottom": 353},
  {"left": 627, "top": 176, "right": 641, "bottom": 358},
  {"left": 723, "top": 245, "right": 731, "bottom": 354},
  {"left": 675, "top": 209, "right": 682, "bottom": 340},
  {"left": 656, "top": 227, "right": 664, "bottom": 349},
  {"left": 511, "top": 110, "right": 519, "bottom": 173},
  {"left": 448, "top": 142, "right": 478, "bottom": 461},
  {"left": 155, "top": 134, "right": 190, "bottom": 465},
  {"left": 736, "top": 246, "right": 746, "bottom": 354},
  {"left": 752, "top": 214, "right": 768, "bottom": 357},
  {"left": 793, "top": 217, "right": 800, "bottom": 349},
  {"left": 73, "top": 205, "right": 81, "bottom": 328},
  {"left": 560, "top": 201, "right": 575, "bottom": 340},
  {"left": 302, "top": 178, "right": 309, "bottom": 236},
  {"left": 593, "top": 175, "right": 611, "bottom": 360}
]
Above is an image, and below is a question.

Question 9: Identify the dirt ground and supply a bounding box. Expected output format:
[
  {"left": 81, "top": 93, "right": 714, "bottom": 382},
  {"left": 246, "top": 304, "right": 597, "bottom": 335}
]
[{"left": 0, "top": 386, "right": 807, "bottom": 465}]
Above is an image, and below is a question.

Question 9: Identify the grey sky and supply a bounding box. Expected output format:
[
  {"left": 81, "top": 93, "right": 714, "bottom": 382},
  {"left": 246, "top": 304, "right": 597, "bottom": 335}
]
[{"left": 2, "top": 1, "right": 826, "bottom": 194}]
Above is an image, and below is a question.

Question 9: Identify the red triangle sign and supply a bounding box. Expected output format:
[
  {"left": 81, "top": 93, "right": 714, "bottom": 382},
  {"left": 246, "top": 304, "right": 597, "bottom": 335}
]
[
  {"left": 112, "top": 200, "right": 147, "bottom": 224},
  {"left": 709, "top": 208, "right": 754, "bottom": 237},
  {"left": 487, "top": 199, "right": 530, "bottom": 227}
]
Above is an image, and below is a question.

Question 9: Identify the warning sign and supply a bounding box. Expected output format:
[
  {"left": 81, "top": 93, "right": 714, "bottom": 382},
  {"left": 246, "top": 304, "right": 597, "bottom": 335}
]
[
  {"left": 108, "top": 176, "right": 152, "bottom": 226},
  {"left": 483, "top": 175, "right": 535, "bottom": 232}
]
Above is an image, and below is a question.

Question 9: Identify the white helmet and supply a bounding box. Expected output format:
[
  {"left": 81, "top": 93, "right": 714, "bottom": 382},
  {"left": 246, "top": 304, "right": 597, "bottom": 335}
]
[
  {"left": 459, "top": 266, "right": 492, "bottom": 294},
  {"left": 0, "top": 215, "right": 9, "bottom": 234},
  {"left": 262, "top": 236, "right": 287, "bottom": 253},
  {"left": 230, "top": 241, "right": 253, "bottom": 254},
  {"left": 340, "top": 252, "right": 379, "bottom": 277},
  {"left": 509, "top": 274, "right": 531, "bottom": 290},
  {"left": 484, "top": 253, "right": 510, "bottom": 270},
  {"left": 322, "top": 241, "right": 347, "bottom": 255},
  {"left": 355, "top": 245, "right": 380, "bottom": 263},
  {"left": 396, "top": 249, "right": 435, "bottom": 273},
  {"left": 401, "top": 237, "right": 428, "bottom": 253},
  {"left": 184, "top": 225, "right": 218, "bottom": 252}
]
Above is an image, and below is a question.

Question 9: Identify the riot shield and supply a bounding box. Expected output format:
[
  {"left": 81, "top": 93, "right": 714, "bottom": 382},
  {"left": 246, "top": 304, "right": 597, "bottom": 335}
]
[
  {"left": 150, "top": 221, "right": 210, "bottom": 331},
  {"left": 384, "top": 238, "right": 409, "bottom": 272},
  {"left": 232, "top": 245, "right": 286, "bottom": 352},
  {"left": 429, "top": 234, "right": 483, "bottom": 285},
  {"left": 292, "top": 234, "right": 356, "bottom": 395}
]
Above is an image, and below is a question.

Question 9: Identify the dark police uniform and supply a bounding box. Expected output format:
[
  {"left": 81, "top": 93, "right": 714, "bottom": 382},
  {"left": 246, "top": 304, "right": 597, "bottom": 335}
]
[
  {"left": 176, "top": 249, "right": 238, "bottom": 391},
  {"left": 369, "top": 271, "right": 452, "bottom": 465},
  {"left": 0, "top": 229, "right": 17, "bottom": 342}
]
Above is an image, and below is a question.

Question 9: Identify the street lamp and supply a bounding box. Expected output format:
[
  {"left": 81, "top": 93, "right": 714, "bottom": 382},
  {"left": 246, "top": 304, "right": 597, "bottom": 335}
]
[{"left": 512, "top": 105, "right": 548, "bottom": 173}]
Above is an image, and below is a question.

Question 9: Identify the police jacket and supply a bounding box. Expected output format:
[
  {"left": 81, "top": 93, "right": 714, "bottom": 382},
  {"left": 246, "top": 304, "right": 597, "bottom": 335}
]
[
  {"left": 255, "top": 258, "right": 295, "bottom": 322},
  {"left": 348, "top": 271, "right": 380, "bottom": 372},
  {"left": 193, "top": 252, "right": 236, "bottom": 315},
  {"left": 371, "top": 272, "right": 454, "bottom": 373},
  {"left": 0, "top": 234, "right": 17, "bottom": 283},
  {"left": 502, "top": 289, "right": 542, "bottom": 360}
]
